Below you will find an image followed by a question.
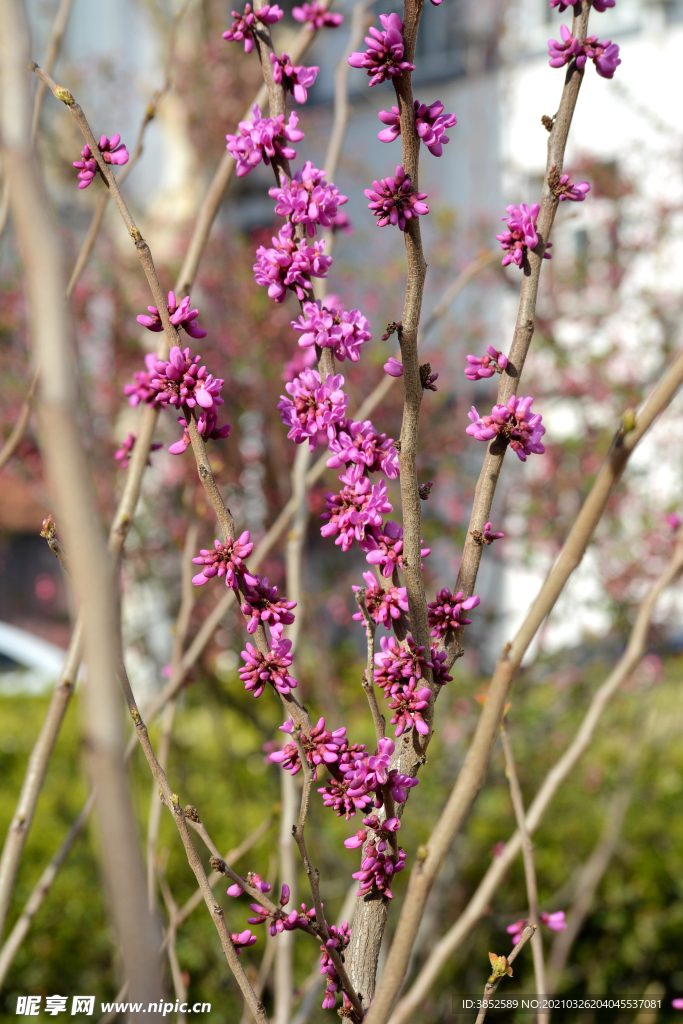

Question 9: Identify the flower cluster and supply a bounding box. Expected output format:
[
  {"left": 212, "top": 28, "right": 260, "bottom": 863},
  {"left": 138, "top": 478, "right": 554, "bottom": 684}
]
[
  {"left": 222, "top": 3, "right": 283, "bottom": 52},
  {"left": 270, "top": 163, "right": 348, "bottom": 237},
  {"left": 270, "top": 717, "right": 363, "bottom": 779},
  {"left": 320, "top": 922, "right": 351, "bottom": 1010},
  {"left": 352, "top": 834, "right": 406, "bottom": 898},
  {"left": 427, "top": 588, "right": 481, "bottom": 639},
  {"left": 321, "top": 465, "right": 393, "bottom": 552},
  {"left": 137, "top": 291, "right": 207, "bottom": 339},
  {"left": 114, "top": 433, "right": 162, "bottom": 469},
  {"left": 362, "top": 520, "right": 431, "bottom": 578},
  {"left": 388, "top": 679, "right": 432, "bottom": 736},
  {"left": 365, "top": 165, "right": 429, "bottom": 230},
  {"left": 124, "top": 345, "right": 230, "bottom": 455},
  {"left": 292, "top": 0, "right": 343, "bottom": 28},
  {"left": 226, "top": 105, "right": 304, "bottom": 178},
  {"left": 373, "top": 634, "right": 430, "bottom": 693},
  {"left": 550, "top": 0, "right": 614, "bottom": 8},
  {"left": 548, "top": 26, "right": 621, "bottom": 78},
  {"left": 269, "top": 53, "right": 319, "bottom": 104},
  {"left": 291, "top": 300, "right": 370, "bottom": 361},
  {"left": 378, "top": 100, "right": 457, "bottom": 157},
  {"left": 73, "top": 134, "right": 129, "bottom": 189},
  {"left": 239, "top": 638, "right": 298, "bottom": 698},
  {"left": 548, "top": 164, "right": 591, "bottom": 202},
  {"left": 327, "top": 420, "right": 399, "bottom": 478},
  {"left": 278, "top": 369, "right": 348, "bottom": 450},
  {"left": 240, "top": 577, "right": 297, "bottom": 638},
  {"left": 191, "top": 533, "right": 257, "bottom": 591},
  {"left": 253, "top": 221, "right": 331, "bottom": 302},
  {"left": 352, "top": 571, "right": 409, "bottom": 630},
  {"left": 344, "top": 737, "right": 419, "bottom": 805},
  {"left": 483, "top": 522, "right": 505, "bottom": 545},
  {"left": 348, "top": 13, "right": 415, "bottom": 87},
  {"left": 467, "top": 395, "right": 546, "bottom": 462},
  {"left": 465, "top": 345, "right": 508, "bottom": 380},
  {"left": 496, "top": 203, "right": 552, "bottom": 269}
]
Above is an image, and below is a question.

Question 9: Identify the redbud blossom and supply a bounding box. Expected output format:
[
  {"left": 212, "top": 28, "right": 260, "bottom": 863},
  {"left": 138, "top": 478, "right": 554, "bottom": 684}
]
[
  {"left": 321, "top": 465, "right": 393, "bottom": 552},
  {"left": 240, "top": 577, "right": 296, "bottom": 637},
  {"left": 291, "top": 300, "right": 370, "bottom": 361},
  {"left": 73, "top": 134, "right": 129, "bottom": 189},
  {"left": 231, "top": 929, "right": 257, "bottom": 954},
  {"left": 483, "top": 522, "right": 505, "bottom": 544},
  {"left": 270, "top": 163, "right": 348, "bottom": 237},
  {"left": 464, "top": 345, "right": 508, "bottom": 380},
  {"left": 348, "top": 13, "right": 415, "bottom": 87},
  {"left": 467, "top": 395, "right": 546, "bottom": 462},
  {"left": 384, "top": 357, "right": 404, "bottom": 377},
  {"left": 222, "top": 3, "right": 283, "bottom": 53},
  {"left": 226, "top": 104, "right": 304, "bottom": 178},
  {"left": 114, "top": 433, "right": 162, "bottom": 468},
  {"left": 352, "top": 571, "right": 408, "bottom": 629},
  {"left": 496, "top": 203, "right": 552, "bottom": 268},
  {"left": 365, "top": 165, "right": 429, "bottom": 230},
  {"left": 327, "top": 420, "right": 399, "bottom": 478},
  {"left": 292, "top": 1, "right": 343, "bottom": 27},
  {"left": 253, "top": 221, "right": 331, "bottom": 302},
  {"left": 548, "top": 25, "right": 621, "bottom": 78},
  {"left": 278, "top": 369, "right": 348, "bottom": 450},
  {"left": 191, "top": 533, "right": 256, "bottom": 591},
  {"left": 428, "top": 587, "right": 481, "bottom": 639},
  {"left": 269, "top": 52, "right": 319, "bottom": 104},
  {"left": 239, "top": 638, "right": 298, "bottom": 698},
  {"left": 137, "top": 291, "right": 207, "bottom": 339},
  {"left": 378, "top": 100, "right": 457, "bottom": 156}
]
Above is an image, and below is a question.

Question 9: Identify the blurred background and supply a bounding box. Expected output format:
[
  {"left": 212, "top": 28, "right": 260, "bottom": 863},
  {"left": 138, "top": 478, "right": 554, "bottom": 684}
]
[{"left": 1, "top": 0, "right": 683, "bottom": 1019}]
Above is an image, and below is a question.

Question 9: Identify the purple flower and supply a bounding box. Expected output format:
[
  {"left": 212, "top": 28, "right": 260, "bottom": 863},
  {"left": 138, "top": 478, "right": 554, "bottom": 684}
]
[
  {"left": 253, "top": 221, "right": 331, "bottom": 303},
  {"left": 114, "top": 432, "right": 162, "bottom": 468},
  {"left": 388, "top": 680, "right": 432, "bottom": 736},
  {"left": 291, "top": 299, "right": 369, "bottom": 360},
  {"left": 226, "top": 104, "right": 304, "bottom": 178},
  {"left": 271, "top": 717, "right": 357, "bottom": 778},
  {"left": 73, "top": 133, "right": 129, "bottom": 189},
  {"left": 464, "top": 345, "right": 508, "bottom": 381},
  {"left": 318, "top": 773, "right": 373, "bottom": 819},
  {"left": 352, "top": 571, "right": 408, "bottom": 629},
  {"left": 231, "top": 929, "right": 258, "bottom": 954},
  {"left": 347, "top": 12, "right": 415, "bottom": 86},
  {"left": 292, "top": 1, "right": 343, "bottom": 28},
  {"left": 167, "top": 411, "right": 230, "bottom": 456},
  {"left": 431, "top": 648, "right": 453, "bottom": 685},
  {"left": 592, "top": 0, "right": 617, "bottom": 8},
  {"left": 378, "top": 100, "right": 457, "bottom": 157},
  {"left": 548, "top": 26, "right": 621, "bottom": 78},
  {"left": 222, "top": 3, "right": 283, "bottom": 52},
  {"left": 373, "top": 634, "right": 431, "bottom": 693},
  {"left": 227, "top": 872, "right": 273, "bottom": 897},
  {"left": 241, "top": 577, "right": 296, "bottom": 638},
  {"left": 483, "top": 521, "right": 505, "bottom": 545},
  {"left": 146, "top": 346, "right": 224, "bottom": 416},
  {"left": 137, "top": 291, "right": 207, "bottom": 340},
  {"left": 239, "top": 638, "right": 298, "bottom": 698},
  {"left": 496, "top": 203, "right": 552, "bottom": 269},
  {"left": 466, "top": 394, "right": 546, "bottom": 462},
  {"left": 319, "top": 922, "right": 352, "bottom": 1010},
  {"left": 191, "top": 532, "right": 256, "bottom": 591},
  {"left": 550, "top": 166, "right": 591, "bottom": 202},
  {"left": 361, "top": 520, "right": 431, "bottom": 578},
  {"left": 321, "top": 464, "right": 392, "bottom": 553},
  {"left": 277, "top": 368, "right": 348, "bottom": 450},
  {"left": 365, "top": 165, "right": 429, "bottom": 230},
  {"left": 124, "top": 353, "right": 158, "bottom": 406},
  {"left": 383, "top": 357, "right": 404, "bottom": 377},
  {"left": 541, "top": 910, "right": 567, "bottom": 932},
  {"left": 507, "top": 919, "right": 527, "bottom": 946},
  {"left": 327, "top": 420, "right": 399, "bottom": 478},
  {"left": 672, "top": 999, "right": 683, "bottom": 1010},
  {"left": 428, "top": 587, "right": 480, "bottom": 639},
  {"left": 352, "top": 835, "right": 406, "bottom": 899},
  {"left": 270, "top": 163, "right": 348, "bottom": 237},
  {"left": 269, "top": 53, "right": 319, "bottom": 104}
]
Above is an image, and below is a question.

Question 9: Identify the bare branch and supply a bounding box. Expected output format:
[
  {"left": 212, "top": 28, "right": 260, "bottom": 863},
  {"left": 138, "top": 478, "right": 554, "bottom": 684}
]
[{"left": 0, "top": 365, "right": 38, "bottom": 473}]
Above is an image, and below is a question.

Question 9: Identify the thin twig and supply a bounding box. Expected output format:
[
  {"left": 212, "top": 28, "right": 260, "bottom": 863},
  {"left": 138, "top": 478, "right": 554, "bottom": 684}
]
[
  {"left": 388, "top": 534, "right": 683, "bottom": 1024},
  {"left": 474, "top": 925, "right": 536, "bottom": 1024},
  {"left": 0, "top": 366, "right": 39, "bottom": 473},
  {"left": 500, "top": 722, "right": 548, "bottom": 1023},
  {"left": 355, "top": 590, "right": 385, "bottom": 744}
]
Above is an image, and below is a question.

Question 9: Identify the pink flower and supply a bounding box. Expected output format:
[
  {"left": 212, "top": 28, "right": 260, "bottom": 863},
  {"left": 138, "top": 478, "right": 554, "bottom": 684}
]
[
  {"left": 548, "top": 26, "right": 621, "bottom": 78},
  {"left": 667, "top": 513, "right": 682, "bottom": 531},
  {"left": 365, "top": 165, "right": 429, "bottom": 230},
  {"left": 227, "top": 872, "right": 273, "bottom": 897},
  {"left": 361, "top": 520, "right": 430, "bottom": 578},
  {"left": 191, "top": 532, "right": 256, "bottom": 591},
  {"left": 466, "top": 394, "right": 546, "bottom": 462},
  {"left": 388, "top": 679, "right": 432, "bottom": 736},
  {"left": 464, "top": 345, "right": 508, "bottom": 381},
  {"left": 321, "top": 465, "right": 392, "bottom": 552},
  {"left": 123, "top": 353, "right": 158, "bottom": 406},
  {"left": 239, "top": 638, "right": 298, "bottom": 698},
  {"left": 352, "top": 835, "right": 406, "bottom": 899},
  {"left": 507, "top": 919, "right": 526, "bottom": 946},
  {"left": 352, "top": 570, "right": 408, "bottom": 629},
  {"left": 548, "top": 23, "right": 582, "bottom": 67},
  {"left": 428, "top": 587, "right": 480, "bottom": 639},
  {"left": 146, "top": 346, "right": 223, "bottom": 414},
  {"left": 73, "top": 133, "right": 129, "bottom": 189},
  {"left": 270, "top": 162, "right": 347, "bottom": 237},
  {"left": 114, "top": 432, "right": 162, "bottom": 468},
  {"left": 348, "top": 12, "right": 415, "bottom": 87},
  {"left": 541, "top": 910, "right": 566, "bottom": 932},
  {"left": 384, "top": 357, "right": 404, "bottom": 377},
  {"left": 483, "top": 522, "right": 505, "bottom": 545},
  {"left": 271, "top": 717, "right": 355, "bottom": 778},
  {"left": 291, "top": 300, "right": 369, "bottom": 361},
  {"left": 378, "top": 100, "right": 457, "bottom": 157},
  {"left": 168, "top": 411, "right": 230, "bottom": 456},
  {"left": 137, "top": 291, "right": 207, "bottom": 339},
  {"left": 373, "top": 635, "right": 431, "bottom": 693},
  {"left": 226, "top": 104, "right": 304, "bottom": 178},
  {"left": 231, "top": 929, "right": 257, "bottom": 954},
  {"left": 222, "top": 3, "right": 283, "bottom": 53},
  {"left": 253, "top": 221, "right": 331, "bottom": 303},
  {"left": 240, "top": 577, "right": 296, "bottom": 637},
  {"left": 496, "top": 203, "right": 552, "bottom": 269},
  {"left": 672, "top": 999, "right": 683, "bottom": 1010},
  {"left": 292, "top": 1, "right": 343, "bottom": 28},
  {"left": 277, "top": 368, "right": 348, "bottom": 450},
  {"left": 269, "top": 52, "right": 319, "bottom": 104},
  {"left": 327, "top": 420, "right": 399, "bottom": 478}
]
